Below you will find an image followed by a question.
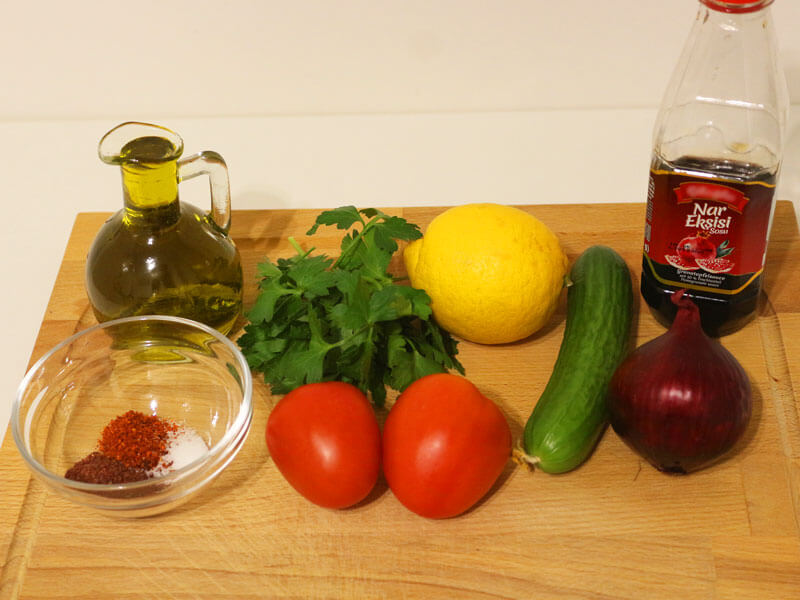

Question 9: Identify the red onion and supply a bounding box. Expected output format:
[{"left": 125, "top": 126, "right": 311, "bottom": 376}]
[{"left": 608, "top": 289, "right": 751, "bottom": 473}]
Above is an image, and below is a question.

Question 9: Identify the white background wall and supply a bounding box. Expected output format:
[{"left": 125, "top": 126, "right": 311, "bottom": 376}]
[
  {"left": 3, "top": 0, "right": 800, "bottom": 441},
  {"left": 5, "top": 0, "right": 800, "bottom": 119}
]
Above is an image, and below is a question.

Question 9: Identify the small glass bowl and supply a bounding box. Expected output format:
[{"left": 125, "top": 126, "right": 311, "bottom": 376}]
[{"left": 12, "top": 315, "right": 253, "bottom": 517}]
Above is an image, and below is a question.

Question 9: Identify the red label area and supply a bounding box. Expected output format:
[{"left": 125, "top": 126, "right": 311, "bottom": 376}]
[
  {"left": 643, "top": 166, "right": 775, "bottom": 293},
  {"left": 673, "top": 181, "right": 749, "bottom": 213}
]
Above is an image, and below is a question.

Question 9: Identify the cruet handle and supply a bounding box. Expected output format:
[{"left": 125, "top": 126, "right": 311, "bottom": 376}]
[{"left": 177, "top": 151, "right": 232, "bottom": 233}]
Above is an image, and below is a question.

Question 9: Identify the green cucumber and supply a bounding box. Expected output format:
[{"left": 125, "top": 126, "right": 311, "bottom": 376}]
[{"left": 521, "top": 245, "right": 633, "bottom": 473}]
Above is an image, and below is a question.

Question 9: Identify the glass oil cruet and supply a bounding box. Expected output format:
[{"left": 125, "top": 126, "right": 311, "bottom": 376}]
[{"left": 86, "top": 122, "right": 243, "bottom": 335}]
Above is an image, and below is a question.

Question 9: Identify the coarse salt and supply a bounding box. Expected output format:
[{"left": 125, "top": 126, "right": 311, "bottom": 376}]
[{"left": 148, "top": 425, "right": 209, "bottom": 476}]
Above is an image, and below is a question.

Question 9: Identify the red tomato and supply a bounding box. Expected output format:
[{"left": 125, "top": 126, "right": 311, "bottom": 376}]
[
  {"left": 266, "top": 382, "right": 381, "bottom": 509},
  {"left": 382, "top": 373, "right": 511, "bottom": 519}
]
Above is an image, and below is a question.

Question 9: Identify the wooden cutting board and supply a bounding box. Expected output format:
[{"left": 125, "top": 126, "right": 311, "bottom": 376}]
[{"left": 2, "top": 203, "right": 799, "bottom": 600}]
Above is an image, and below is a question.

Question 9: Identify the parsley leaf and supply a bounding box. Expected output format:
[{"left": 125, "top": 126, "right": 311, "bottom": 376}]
[{"left": 237, "top": 207, "right": 464, "bottom": 406}]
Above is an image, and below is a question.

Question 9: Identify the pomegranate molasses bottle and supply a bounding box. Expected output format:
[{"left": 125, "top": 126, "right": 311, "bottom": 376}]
[{"left": 640, "top": 0, "right": 788, "bottom": 337}]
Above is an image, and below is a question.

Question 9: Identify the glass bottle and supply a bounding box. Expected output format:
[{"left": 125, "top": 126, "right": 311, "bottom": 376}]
[
  {"left": 86, "top": 122, "right": 243, "bottom": 335},
  {"left": 640, "top": 0, "right": 789, "bottom": 337}
]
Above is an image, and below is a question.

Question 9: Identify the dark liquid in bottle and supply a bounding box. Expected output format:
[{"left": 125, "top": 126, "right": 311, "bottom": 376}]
[{"left": 641, "top": 154, "right": 777, "bottom": 337}]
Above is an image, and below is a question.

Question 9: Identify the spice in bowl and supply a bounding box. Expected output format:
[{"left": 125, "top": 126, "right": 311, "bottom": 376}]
[
  {"left": 65, "top": 410, "right": 209, "bottom": 484},
  {"left": 65, "top": 452, "right": 148, "bottom": 484}
]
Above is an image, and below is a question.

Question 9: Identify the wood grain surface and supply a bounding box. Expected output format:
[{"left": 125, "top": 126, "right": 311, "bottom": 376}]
[{"left": 1, "top": 202, "right": 799, "bottom": 599}]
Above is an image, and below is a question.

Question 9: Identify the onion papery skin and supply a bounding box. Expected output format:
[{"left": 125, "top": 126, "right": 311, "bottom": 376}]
[{"left": 608, "top": 294, "right": 751, "bottom": 474}]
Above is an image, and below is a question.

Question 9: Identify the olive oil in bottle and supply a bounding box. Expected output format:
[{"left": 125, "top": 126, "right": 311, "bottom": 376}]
[{"left": 86, "top": 122, "right": 243, "bottom": 335}]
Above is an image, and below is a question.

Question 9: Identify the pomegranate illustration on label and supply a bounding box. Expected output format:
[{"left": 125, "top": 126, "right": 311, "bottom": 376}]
[
  {"left": 665, "top": 235, "right": 734, "bottom": 273},
  {"left": 676, "top": 233, "right": 715, "bottom": 263},
  {"left": 696, "top": 257, "right": 734, "bottom": 274},
  {"left": 664, "top": 254, "right": 699, "bottom": 271}
]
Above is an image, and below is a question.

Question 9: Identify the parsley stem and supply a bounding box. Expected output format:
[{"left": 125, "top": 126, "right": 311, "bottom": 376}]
[
  {"left": 326, "top": 323, "right": 373, "bottom": 350},
  {"left": 288, "top": 236, "right": 314, "bottom": 258},
  {"left": 331, "top": 214, "right": 376, "bottom": 269}
]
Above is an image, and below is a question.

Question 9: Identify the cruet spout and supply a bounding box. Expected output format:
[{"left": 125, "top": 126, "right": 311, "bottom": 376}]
[{"left": 99, "top": 121, "right": 184, "bottom": 166}]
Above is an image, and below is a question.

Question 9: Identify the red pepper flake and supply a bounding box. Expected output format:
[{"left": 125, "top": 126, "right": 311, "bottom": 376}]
[{"left": 98, "top": 410, "right": 178, "bottom": 471}]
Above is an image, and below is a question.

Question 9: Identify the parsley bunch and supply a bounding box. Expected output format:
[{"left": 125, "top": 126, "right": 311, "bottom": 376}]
[{"left": 237, "top": 206, "right": 464, "bottom": 406}]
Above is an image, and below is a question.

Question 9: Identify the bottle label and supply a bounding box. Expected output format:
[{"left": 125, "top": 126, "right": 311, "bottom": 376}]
[{"left": 643, "top": 161, "right": 776, "bottom": 295}]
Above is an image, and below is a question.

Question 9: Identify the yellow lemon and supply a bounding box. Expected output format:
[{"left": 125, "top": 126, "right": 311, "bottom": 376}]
[{"left": 404, "top": 203, "right": 568, "bottom": 344}]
